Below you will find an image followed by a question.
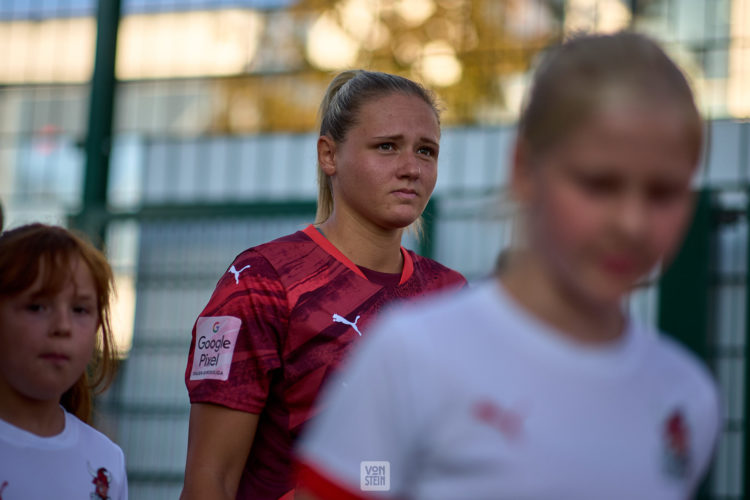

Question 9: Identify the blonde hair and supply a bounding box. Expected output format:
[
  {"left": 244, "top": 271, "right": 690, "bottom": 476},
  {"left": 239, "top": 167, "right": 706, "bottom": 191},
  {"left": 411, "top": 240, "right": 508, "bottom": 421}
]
[
  {"left": 0, "top": 224, "right": 117, "bottom": 423},
  {"left": 316, "top": 70, "right": 441, "bottom": 239},
  {"left": 519, "top": 31, "right": 703, "bottom": 164}
]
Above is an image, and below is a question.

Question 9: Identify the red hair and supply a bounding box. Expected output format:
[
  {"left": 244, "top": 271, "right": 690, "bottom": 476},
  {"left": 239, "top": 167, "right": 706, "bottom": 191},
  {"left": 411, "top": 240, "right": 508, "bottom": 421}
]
[{"left": 0, "top": 223, "right": 117, "bottom": 423}]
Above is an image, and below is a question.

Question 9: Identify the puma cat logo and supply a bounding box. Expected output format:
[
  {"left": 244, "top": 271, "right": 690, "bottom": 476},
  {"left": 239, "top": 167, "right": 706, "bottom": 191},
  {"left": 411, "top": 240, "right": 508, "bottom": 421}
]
[
  {"left": 228, "top": 265, "right": 251, "bottom": 284},
  {"left": 332, "top": 313, "right": 363, "bottom": 336}
]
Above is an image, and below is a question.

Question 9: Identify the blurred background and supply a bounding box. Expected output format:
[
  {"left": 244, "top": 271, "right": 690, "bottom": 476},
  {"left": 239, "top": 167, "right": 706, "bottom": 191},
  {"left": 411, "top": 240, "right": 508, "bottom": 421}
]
[{"left": 0, "top": 0, "right": 748, "bottom": 498}]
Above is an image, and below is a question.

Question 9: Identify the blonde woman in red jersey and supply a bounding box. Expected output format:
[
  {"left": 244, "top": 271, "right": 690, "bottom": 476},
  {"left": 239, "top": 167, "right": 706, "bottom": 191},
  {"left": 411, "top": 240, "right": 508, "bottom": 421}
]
[{"left": 180, "top": 70, "right": 466, "bottom": 500}]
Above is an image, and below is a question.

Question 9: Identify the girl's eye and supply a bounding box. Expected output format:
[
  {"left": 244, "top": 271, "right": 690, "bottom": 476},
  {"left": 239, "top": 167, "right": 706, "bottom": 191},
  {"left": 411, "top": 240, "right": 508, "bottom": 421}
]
[
  {"left": 417, "top": 146, "right": 437, "bottom": 158},
  {"left": 377, "top": 143, "right": 395, "bottom": 151},
  {"left": 575, "top": 174, "right": 620, "bottom": 195},
  {"left": 26, "top": 303, "right": 45, "bottom": 313},
  {"left": 73, "top": 302, "right": 96, "bottom": 316},
  {"left": 647, "top": 183, "right": 684, "bottom": 204}
]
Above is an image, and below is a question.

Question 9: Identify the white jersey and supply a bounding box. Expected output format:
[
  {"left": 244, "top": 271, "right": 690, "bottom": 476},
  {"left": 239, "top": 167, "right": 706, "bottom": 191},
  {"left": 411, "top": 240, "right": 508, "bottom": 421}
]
[
  {"left": 298, "top": 279, "right": 720, "bottom": 500},
  {"left": 0, "top": 409, "right": 128, "bottom": 500}
]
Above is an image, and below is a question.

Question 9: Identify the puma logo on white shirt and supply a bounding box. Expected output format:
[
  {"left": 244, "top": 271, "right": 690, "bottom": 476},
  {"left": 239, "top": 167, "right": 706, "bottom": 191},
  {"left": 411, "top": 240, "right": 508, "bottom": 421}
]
[
  {"left": 332, "top": 313, "right": 363, "bottom": 336},
  {"left": 228, "top": 265, "right": 251, "bottom": 284}
]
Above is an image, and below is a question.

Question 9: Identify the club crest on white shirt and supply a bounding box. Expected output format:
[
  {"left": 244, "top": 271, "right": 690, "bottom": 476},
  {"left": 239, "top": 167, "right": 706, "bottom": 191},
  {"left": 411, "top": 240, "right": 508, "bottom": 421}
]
[
  {"left": 88, "top": 462, "right": 112, "bottom": 500},
  {"left": 473, "top": 399, "right": 525, "bottom": 441},
  {"left": 662, "top": 408, "right": 691, "bottom": 480}
]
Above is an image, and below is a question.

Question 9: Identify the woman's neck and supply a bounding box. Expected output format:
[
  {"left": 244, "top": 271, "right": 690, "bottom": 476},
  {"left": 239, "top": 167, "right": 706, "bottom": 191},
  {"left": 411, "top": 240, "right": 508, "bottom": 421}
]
[
  {"left": 317, "top": 216, "right": 404, "bottom": 274},
  {"left": 499, "top": 250, "right": 626, "bottom": 344}
]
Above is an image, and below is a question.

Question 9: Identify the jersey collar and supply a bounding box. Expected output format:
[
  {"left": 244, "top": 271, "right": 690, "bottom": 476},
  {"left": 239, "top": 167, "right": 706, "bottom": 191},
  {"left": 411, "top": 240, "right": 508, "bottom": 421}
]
[{"left": 303, "top": 224, "right": 413, "bottom": 285}]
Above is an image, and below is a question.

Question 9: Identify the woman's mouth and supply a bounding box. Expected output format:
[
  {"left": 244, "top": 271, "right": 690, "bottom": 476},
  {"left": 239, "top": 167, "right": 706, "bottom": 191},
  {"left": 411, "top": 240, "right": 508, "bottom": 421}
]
[{"left": 393, "top": 188, "right": 418, "bottom": 199}]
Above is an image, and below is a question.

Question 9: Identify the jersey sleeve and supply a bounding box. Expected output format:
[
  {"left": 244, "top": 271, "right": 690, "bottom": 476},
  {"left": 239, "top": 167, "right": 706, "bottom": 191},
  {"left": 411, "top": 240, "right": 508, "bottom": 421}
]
[
  {"left": 185, "top": 249, "right": 289, "bottom": 413},
  {"left": 296, "top": 312, "right": 425, "bottom": 498}
]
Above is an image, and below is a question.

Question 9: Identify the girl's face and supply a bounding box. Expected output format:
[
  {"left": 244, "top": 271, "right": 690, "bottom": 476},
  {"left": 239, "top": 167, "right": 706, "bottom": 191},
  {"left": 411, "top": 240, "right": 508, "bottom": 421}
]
[
  {"left": 0, "top": 256, "right": 99, "bottom": 406},
  {"left": 514, "top": 103, "right": 697, "bottom": 307},
  {"left": 320, "top": 92, "right": 440, "bottom": 232}
]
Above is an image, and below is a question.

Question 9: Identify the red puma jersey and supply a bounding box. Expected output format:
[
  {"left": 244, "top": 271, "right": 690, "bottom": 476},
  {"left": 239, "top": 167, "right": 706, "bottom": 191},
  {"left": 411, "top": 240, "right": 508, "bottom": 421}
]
[{"left": 185, "top": 225, "right": 465, "bottom": 499}]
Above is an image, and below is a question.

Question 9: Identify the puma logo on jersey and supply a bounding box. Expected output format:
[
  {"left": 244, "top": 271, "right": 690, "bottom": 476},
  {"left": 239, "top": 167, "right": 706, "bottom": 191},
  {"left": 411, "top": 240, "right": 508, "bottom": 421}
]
[
  {"left": 228, "top": 265, "right": 251, "bottom": 284},
  {"left": 332, "top": 313, "right": 363, "bottom": 336}
]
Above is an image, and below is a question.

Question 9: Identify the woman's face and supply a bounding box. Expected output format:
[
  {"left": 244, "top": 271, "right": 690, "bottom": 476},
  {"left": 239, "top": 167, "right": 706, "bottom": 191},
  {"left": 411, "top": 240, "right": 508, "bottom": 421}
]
[
  {"left": 514, "top": 103, "right": 697, "bottom": 307},
  {"left": 0, "top": 256, "right": 99, "bottom": 407},
  {"left": 321, "top": 92, "right": 440, "bottom": 232}
]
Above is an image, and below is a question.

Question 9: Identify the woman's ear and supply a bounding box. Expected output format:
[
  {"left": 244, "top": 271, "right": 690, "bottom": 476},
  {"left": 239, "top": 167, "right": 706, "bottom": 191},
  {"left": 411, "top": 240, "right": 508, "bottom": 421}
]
[{"left": 317, "top": 136, "right": 337, "bottom": 176}]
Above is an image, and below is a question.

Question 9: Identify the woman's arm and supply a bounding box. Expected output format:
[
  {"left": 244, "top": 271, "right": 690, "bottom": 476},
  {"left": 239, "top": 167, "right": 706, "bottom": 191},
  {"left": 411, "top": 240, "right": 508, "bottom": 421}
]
[{"left": 180, "top": 403, "right": 260, "bottom": 500}]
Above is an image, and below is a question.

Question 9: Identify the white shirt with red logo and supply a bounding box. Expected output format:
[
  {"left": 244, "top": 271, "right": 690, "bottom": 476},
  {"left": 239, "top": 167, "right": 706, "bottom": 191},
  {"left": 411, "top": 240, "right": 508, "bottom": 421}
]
[
  {"left": 297, "top": 279, "right": 721, "bottom": 500},
  {"left": 0, "top": 409, "right": 127, "bottom": 500}
]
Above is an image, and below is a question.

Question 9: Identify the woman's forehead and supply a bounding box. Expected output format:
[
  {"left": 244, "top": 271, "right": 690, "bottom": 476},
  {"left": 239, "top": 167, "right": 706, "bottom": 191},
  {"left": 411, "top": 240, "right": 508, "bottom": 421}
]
[{"left": 353, "top": 93, "right": 440, "bottom": 136}]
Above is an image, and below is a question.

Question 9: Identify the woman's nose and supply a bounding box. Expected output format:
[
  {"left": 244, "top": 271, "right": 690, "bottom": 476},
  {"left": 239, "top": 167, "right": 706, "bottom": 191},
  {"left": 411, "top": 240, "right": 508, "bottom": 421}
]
[{"left": 398, "top": 152, "right": 421, "bottom": 179}]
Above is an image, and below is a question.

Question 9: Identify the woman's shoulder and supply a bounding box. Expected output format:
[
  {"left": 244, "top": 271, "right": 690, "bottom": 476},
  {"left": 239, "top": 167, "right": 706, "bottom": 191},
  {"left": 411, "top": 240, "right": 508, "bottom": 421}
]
[
  {"left": 405, "top": 249, "right": 466, "bottom": 284},
  {"left": 235, "top": 229, "right": 312, "bottom": 258},
  {"left": 224, "top": 229, "right": 316, "bottom": 273}
]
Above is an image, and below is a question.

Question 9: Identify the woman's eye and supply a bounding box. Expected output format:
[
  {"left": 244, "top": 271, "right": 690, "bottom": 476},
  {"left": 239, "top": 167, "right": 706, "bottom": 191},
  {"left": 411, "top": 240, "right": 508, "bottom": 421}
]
[
  {"left": 417, "top": 146, "right": 437, "bottom": 157},
  {"left": 377, "top": 143, "right": 395, "bottom": 151},
  {"left": 26, "top": 303, "right": 44, "bottom": 312}
]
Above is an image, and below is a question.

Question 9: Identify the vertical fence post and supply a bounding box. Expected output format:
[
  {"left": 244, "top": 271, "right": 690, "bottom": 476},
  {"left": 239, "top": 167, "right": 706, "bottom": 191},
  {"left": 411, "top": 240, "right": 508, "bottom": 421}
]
[
  {"left": 657, "top": 188, "right": 714, "bottom": 499},
  {"left": 419, "top": 198, "right": 437, "bottom": 260},
  {"left": 74, "top": 0, "right": 121, "bottom": 246},
  {"left": 744, "top": 186, "right": 750, "bottom": 500},
  {"left": 658, "top": 188, "right": 713, "bottom": 359}
]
